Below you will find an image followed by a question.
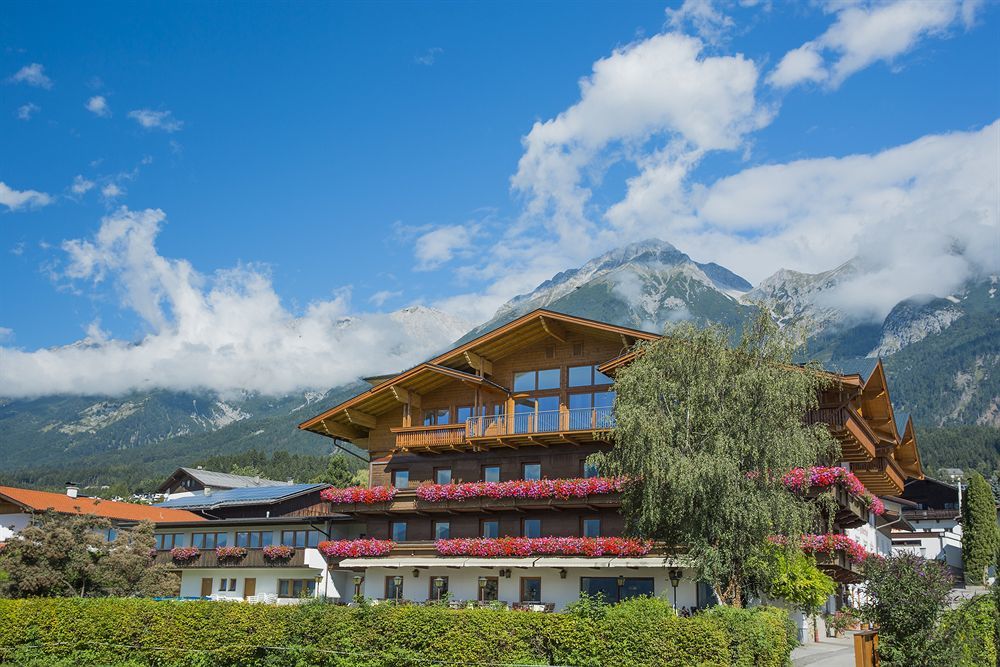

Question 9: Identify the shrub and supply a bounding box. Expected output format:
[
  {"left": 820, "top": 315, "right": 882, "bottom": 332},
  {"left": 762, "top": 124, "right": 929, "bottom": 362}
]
[
  {"left": 0, "top": 596, "right": 797, "bottom": 667},
  {"left": 939, "top": 595, "right": 998, "bottom": 667}
]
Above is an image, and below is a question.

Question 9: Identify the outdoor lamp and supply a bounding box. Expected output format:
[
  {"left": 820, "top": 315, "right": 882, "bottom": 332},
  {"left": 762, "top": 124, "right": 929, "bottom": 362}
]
[
  {"left": 433, "top": 577, "right": 445, "bottom": 600},
  {"left": 668, "top": 569, "right": 682, "bottom": 610},
  {"left": 478, "top": 576, "right": 487, "bottom": 588},
  {"left": 559, "top": 569, "right": 567, "bottom": 579},
  {"left": 616, "top": 575, "right": 625, "bottom": 587},
  {"left": 412, "top": 568, "right": 420, "bottom": 578},
  {"left": 393, "top": 575, "right": 403, "bottom": 602},
  {"left": 352, "top": 575, "right": 363, "bottom": 585}
]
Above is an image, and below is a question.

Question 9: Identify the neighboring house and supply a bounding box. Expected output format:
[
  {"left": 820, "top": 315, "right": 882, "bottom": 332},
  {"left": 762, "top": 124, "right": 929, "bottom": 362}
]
[
  {"left": 297, "top": 309, "right": 925, "bottom": 613},
  {"left": 156, "top": 466, "right": 291, "bottom": 500},
  {"left": 0, "top": 484, "right": 203, "bottom": 541},
  {"left": 151, "top": 484, "right": 363, "bottom": 602},
  {"left": 891, "top": 477, "right": 964, "bottom": 579}
]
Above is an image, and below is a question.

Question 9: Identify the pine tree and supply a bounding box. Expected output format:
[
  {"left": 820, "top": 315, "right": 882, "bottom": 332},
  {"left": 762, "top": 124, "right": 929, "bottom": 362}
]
[{"left": 961, "top": 471, "right": 1000, "bottom": 585}]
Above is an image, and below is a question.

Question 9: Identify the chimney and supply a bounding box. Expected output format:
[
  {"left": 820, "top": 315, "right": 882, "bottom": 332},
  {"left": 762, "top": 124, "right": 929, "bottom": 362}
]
[
  {"left": 203, "top": 486, "right": 212, "bottom": 496},
  {"left": 196, "top": 465, "right": 203, "bottom": 470},
  {"left": 65, "top": 483, "right": 79, "bottom": 499}
]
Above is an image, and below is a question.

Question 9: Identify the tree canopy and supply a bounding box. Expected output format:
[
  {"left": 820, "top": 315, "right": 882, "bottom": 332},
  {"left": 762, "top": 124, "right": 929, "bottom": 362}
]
[
  {"left": 596, "top": 313, "right": 839, "bottom": 606},
  {"left": 962, "top": 471, "right": 1000, "bottom": 585}
]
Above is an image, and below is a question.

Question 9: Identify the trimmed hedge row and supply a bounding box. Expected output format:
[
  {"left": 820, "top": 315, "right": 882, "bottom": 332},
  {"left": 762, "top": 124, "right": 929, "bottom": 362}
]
[{"left": 0, "top": 597, "right": 796, "bottom": 667}]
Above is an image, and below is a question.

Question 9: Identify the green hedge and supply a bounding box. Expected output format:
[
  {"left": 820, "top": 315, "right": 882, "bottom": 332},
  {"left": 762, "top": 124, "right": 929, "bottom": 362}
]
[{"left": 0, "top": 597, "right": 795, "bottom": 667}]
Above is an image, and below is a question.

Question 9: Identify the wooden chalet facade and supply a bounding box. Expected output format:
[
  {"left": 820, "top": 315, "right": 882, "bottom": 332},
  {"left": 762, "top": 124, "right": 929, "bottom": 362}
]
[{"left": 298, "top": 309, "right": 924, "bottom": 613}]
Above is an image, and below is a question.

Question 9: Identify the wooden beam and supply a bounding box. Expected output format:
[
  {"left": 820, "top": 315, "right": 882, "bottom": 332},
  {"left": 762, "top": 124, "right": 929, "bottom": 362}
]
[
  {"left": 464, "top": 351, "right": 494, "bottom": 376},
  {"left": 391, "top": 386, "right": 421, "bottom": 409},
  {"left": 539, "top": 316, "right": 567, "bottom": 343},
  {"left": 345, "top": 409, "right": 376, "bottom": 430}
]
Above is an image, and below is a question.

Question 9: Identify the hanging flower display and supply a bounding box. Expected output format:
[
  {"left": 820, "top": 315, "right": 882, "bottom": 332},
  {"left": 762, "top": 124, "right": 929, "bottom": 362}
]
[
  {"left": 262, "top": 544, "right": 295, "bottom": 561},
  {"left": 215, "top": 545, "right": 248, "bottom": 560},
  {"left": 434, "top": 536, "right": 653, "bottom": 557},
  {"left": 318, "top": 539, "right": 395, "bottom": 558},
  {"left": 415, "top": 477, "right": 627, "bottom": 502},
  {"left": 768, "top": 534, "right": 873, "bottom": 564},
  {"left": 170, "top": 547, "right": 200, "bottom": 562},
  {"left": 320, "top": 486, "right": 398, "bottom": 504},
  {"left": 781, "top": 466, "right": 886, "bottom": 515}
]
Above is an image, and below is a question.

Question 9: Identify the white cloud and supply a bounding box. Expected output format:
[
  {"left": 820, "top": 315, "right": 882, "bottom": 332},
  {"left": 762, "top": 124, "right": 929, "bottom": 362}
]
[
  {"left": 85, "top": 95, "right": 111, "bottom": 117},
  {"left": 0, "top": 182, "right": 53, "bottom": 211},
  {"left": 16, "top": 103, "right": 39, "bottom": 120},
  {"left": 0, "top": 207, "right": 469, "bottom": 397},
  {"left": 665, "top": 0, "right": 735, "bottom": 45},
  {"left": 100, "top": 183, "right": 124, "bottom": 200},
  {"left": 369, "top": 290, "right": 402, "bottom": 307},
  {"left": 128, "top": 109, "right": 183, "bottom": 132},
  {"left": 415, "top": 47, "right": 443, "bottom": 66},
  {"left": 413, "top": 224, "right": 477, "bottom": 271},
  {"left": 0, "top": 327, "right": 13, "bottom": 342},
  {"left": 71, "top": 175, "right": 95, "bottom": 196},
  {"left": 769, "top": 0, "right": 973, "bottom": 89},
  {"left": 9, "top": 63, "right": 52, "bottom": 89}
]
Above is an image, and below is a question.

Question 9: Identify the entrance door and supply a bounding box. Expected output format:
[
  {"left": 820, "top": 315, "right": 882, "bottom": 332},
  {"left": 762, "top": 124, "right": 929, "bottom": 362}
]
[
  {"left": 200, "top": 577, "right": 213, "bottom": 597},
  {"left": 244, "top": 578, "right": 256, "bottom": 599}
]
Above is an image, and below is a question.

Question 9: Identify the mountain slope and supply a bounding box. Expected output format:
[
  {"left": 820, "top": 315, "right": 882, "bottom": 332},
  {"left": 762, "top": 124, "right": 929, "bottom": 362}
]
[{"left": 460, "top": 239, "right": 756, "bottom": 342}]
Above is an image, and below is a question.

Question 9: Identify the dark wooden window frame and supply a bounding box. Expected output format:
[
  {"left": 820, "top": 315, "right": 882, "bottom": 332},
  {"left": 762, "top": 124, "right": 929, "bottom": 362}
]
[
  {"left": 432, "top": 520, "right": 450, "bottom": 540},
  {"left": 520, "top": 577, "right": 542, "bottom": 603},
  {"left": 521, "top": 517, "right": 542, "bottom": 538},
  {"left": 521, "top": 461, "right": 543, "bottom": 481},
  {"left": 433, "top": 466, "right": 453, "bottom": 485},
  {"left": 481, "top": 464, "right": 501, "bottom": 482},
  {"left": 581, "top": 516, "right": 602, "bottom": 538},
  {"left": 480, "top": 518, "right": 500, "bottom": 538}
]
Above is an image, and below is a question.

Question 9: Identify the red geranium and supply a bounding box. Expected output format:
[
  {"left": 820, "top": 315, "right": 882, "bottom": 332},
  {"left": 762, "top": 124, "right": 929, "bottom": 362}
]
[
  {"left": 321, "top": 486, "right": 398, "bottom": 504},
  {"left": 435, "top": 536, "right": 652, "bottom": 557},
  {"left": 415, "top": 477, "right": 627, "bottom": 502},
  {"left": 318, "top": 539, "right": 395, "bottom": 558}
]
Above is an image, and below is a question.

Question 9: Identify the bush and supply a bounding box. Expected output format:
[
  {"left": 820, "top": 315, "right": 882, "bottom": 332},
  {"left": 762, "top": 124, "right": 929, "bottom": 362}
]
[
  {"left": 0, "top": 597, "right": 796, "bottom": 667},
  {"left": 939, "top": 595, "right": 998, "bottom": 667}
]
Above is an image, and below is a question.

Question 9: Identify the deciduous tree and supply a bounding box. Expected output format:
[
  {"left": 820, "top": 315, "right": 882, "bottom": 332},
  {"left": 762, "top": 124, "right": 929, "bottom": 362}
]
[{"left": 597, "top": 313, "right": 838, "bottom": 606}]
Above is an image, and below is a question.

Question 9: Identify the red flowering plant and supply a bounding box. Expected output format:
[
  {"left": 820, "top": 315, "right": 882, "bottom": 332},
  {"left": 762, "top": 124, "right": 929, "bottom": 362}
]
[
  {"left": 215, "top": 545, "right": 248, "bottom": 560},
  {"left": 262, "top": 544, "right": 295, "bottom": 561},
  {"left": 435, "top": 536, "right": 653, "bottom": 557},
  {"left": 415, "top": 477, "right": 627, "bottom": 502},
  {"left": 320, "top": 486, "right": 398, "bottom": 504},
  {"left": 318, "top": 538, "right": 395, "bottom": 558},
  {"left": 781, "top": 466, "right": 885, "bottom": 516},
  {"left": 768, "top": 533, "right": 873, "bottom": 565},
  {"left": 170, "top": 547, "right": 200, "bottom": 562}
]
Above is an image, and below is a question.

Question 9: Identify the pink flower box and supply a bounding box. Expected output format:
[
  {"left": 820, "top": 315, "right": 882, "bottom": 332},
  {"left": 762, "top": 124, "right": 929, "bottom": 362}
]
[
  {"left": 318, "top": 539, "right": 395, "bottom": 558},
  {"left": 170, "top": 547, "right": 200, "bottom": 562},
  {"left": 769, "top": 533, "right": 874, "bottom": 565},
  {"left": 415, "top": 477, "right": 627, "bottom": 503},
  {"left": 782, "top": 466, "right": 886, "bottom": 516},
  {"left": 262, "top": 544, "right": 295, "bottom": 560},
  {"left": 215, "top": 546, "right": 248, "bottom": 560},
  {"left": 321, "top": 486, "right": 398, "bottom": 504},
  {"left": 434, "top": 536, "right": 653, "bottom": 557}
]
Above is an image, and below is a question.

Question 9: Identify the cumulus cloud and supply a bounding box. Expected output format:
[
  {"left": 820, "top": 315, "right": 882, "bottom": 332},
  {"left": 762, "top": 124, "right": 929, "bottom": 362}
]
[
  {"left": 9, "top": 63, "right": 52, "bottom": 89},
  {"left": 0, "top": 207, "right": 469, "bottom": 397},
  {"left": 85, "top": 95, "right": 111, "bottom": 117},
  {"left": 769, "top": 0, "right": 975, "bottom": 89},
  {"left": 16, "top": 103, "right": 39, "bottom": 120},
  {"left": 665, "top": 0, "right": 735, "bottom": 45},
  {"left": 101, "top": 183, "right": 124, "bottom": 200},
  {"left": 71, "top": 175, "right": 95, "bottom": 196},
  {"left": 128, "top": 109, "right": 183, "bottom": 132},
  {"left": 413, "top": 224, "right": 478, "bottom": 271},
  {"left": 0, "top": 182, "right": 52, "bottom": 211}
]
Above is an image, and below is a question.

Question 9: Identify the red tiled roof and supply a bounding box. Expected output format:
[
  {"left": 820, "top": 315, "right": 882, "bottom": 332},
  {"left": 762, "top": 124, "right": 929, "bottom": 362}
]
[{"left": 0, "top": 486, "right": 205, "bottom": 523}]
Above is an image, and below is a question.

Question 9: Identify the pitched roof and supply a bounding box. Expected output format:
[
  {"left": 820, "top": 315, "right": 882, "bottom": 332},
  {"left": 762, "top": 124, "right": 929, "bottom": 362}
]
[
  {"left": 0, "top": 486, "right": 204, "bottom": 523},
  {"left": 829, "top": 357, "right": 880, "bottom": 382},
  {"left": 155, "top": 467, "right": 289, "bottom": 494},
  {"left": 153, "top": 483, "right": 328, "bottom": 510}
]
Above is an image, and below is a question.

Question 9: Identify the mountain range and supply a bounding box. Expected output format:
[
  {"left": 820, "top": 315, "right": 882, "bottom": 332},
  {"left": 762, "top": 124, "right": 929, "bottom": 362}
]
[{"left": 2, "top": 239, "right": 997, "bottom": 489}]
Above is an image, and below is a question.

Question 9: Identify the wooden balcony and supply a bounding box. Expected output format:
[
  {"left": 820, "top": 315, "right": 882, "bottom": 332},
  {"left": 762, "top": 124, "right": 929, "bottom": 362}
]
[
  {"left": 807, "top": 485, "right": 869, "bottom": 530},
  {"left": 815, "top": 550, "right": 864, "bottom": 584},
  {"left": 155, "top": 548, "right": 306, "bottom": 569},
  {"left": 852, "top": 456, "right": 905, "bottom": 496},
  {"left": 325, "top": 489, "right": 622, "bottom": 515},
  {"left": 807, "top": 406, "right": 877, "bottom": 463},
  {"left": 392, "top": 407, "right": 614, "bottom": 453}
]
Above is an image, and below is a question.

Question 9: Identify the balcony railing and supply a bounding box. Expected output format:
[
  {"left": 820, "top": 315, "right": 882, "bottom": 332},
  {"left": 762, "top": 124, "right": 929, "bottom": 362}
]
[
  {"left": 154, "top": 549, "right": 306, "bottom": 568},
  {"left": 467, "top": 407, "right": 614, "bottom": 438},
  {"left": 393, "top": 424, "right": 467, "bottom": 449}
]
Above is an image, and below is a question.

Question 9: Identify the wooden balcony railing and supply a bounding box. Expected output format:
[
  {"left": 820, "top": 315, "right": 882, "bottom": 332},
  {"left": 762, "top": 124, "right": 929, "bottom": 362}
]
[
  {"left": 155, "top": 549, "right": 306, "bottom": 568},
  {"left": 393, "top": 424, "right": 467, "bottom": 449}
]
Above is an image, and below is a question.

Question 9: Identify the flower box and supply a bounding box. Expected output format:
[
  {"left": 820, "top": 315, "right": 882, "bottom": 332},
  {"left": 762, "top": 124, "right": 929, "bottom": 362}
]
[
  {"left": 262, "top": 544, "right": 295, "bottom": 561},
  {"left": 215, "top": 546, "right": 248, "bottom": 561},
  {"left": 769, "top": 534, "right": 873, "bottom": 565},
  {"left": 434, "top": 536, "right": 653, "bottom": 557},
  {"left": 321, "top": 486, "right": 398, "bottom": 504},
  {"left": 170, "top": 547, "right": 200, "bottom": 562},
  {"left": 318, "top": 539, "right": 395, "bottom": 558},
  {"left": 415, "top": 477, "right": 626, "bottom": 503},
  {"left": 782, "top": 467, "right": 885, "bottom": 515}
]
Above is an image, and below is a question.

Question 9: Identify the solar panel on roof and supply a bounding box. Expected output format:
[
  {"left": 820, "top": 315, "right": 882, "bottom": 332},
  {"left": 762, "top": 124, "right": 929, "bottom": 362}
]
[
  {"left": 155, "top": 483, "right": 325, "bottom": 508},
  {"left": 829, "top": 357, "right": 879, "bottom": 381}
]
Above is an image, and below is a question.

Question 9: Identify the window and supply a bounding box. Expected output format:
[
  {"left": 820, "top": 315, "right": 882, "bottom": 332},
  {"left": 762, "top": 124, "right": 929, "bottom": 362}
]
[
  {"left": 520, "top": 577, "right": 542, "bottom": 603},
  {"left": 572, "top": 341, "right": 584, "bottom": 356},
  {"left": 582, "top": 460, "right": 600, "bottom": 478},
  {"left": 423, "top": 408, "right": 451, "bottom": 425},
  {"left": 482, "top": 465, "right": 501, "bottom": 483},
  {"left": 479, "top": 576, "right": 499, "bottom": 602},
  {"left": 522, "top": 463, "right": 542, "bottom": 481},
  {"left": 429, "top": 575, "right": 449, "bottom": 600},
  {"left": 455, "top": 406, "right": 474, "bottom": 423},
  {"left": 391, "top": 521, "right": 407, "bottom": 542},
  {"left": 280, "top": 530, "right": 321, "bottom": 548},
  {"left": 433, "top": 521, "right": 450, "bottom": 540},
  {"left": 218, "top": 578, "right": 236, "bottom": 592},
  {"left": 192, "top": 532, "right": 227, "bottom": 549},
  {"left": 434, "top": 467, "right": 452, "bottom": 485},
  {"left": 385, "top": 575, "right": 404, "bottom": 600},
  {"left": 580, "top": 577, "right": 653, "bottom": 603},
  {"left": 481, "top": 519, "right": 499, "bottom": 539},
  {"left": 582, "top": 518, "right": 601, "bottom": 538},
  {"left": 568, "top": 365, "right": 612, "bottom": 387},
  {"left": 236, "top": 531, "right": 274, "bottom": 548},
  {"left": 513, "top": 368, "right": 560, "bottom": 392},
  {"left": 228, "top": 578, "right": 237, "bottom": 592},
  {"left": 522, "top": 518, "right": 541, "bottom": 539},
  {"left": 278, "top": 579, "right": 317, "bottom": 598},
  {"left": 392, "top": 469, "right": 410, "bottom": 489},
  {"left": 514, "top": 396, "right": 559, "bottom": 433},
  {"left": 155, "top": 533, "right": 184, "bottom": 550}
]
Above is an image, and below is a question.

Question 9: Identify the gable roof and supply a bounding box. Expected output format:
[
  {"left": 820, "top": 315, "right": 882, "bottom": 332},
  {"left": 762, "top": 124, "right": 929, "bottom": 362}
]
[
  {"left": 155, "top": 467, "right": 290, "bottom": 494},
  {"left": 153, "top": 483, "right": 328, "bottom": 510},
  {"left": 299, "top": 309, "right": 658, "bottom": 438},
  {"left": 829, "top": 358, "right": 880, "bottom": 383},
  {"left": 0, "top": 486, "right": 204, "bottom": 523}
]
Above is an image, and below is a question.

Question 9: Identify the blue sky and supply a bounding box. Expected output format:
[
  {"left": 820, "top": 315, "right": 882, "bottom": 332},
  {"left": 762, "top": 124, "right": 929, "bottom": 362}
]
[{"left": 1, "top": 1, "right": 998, "bottom": 396}]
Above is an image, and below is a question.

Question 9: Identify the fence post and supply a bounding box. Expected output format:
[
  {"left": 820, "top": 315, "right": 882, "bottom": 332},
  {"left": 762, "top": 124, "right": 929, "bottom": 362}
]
[{"left": 853, "top": 630, "right": 878, "bottom": 667}]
